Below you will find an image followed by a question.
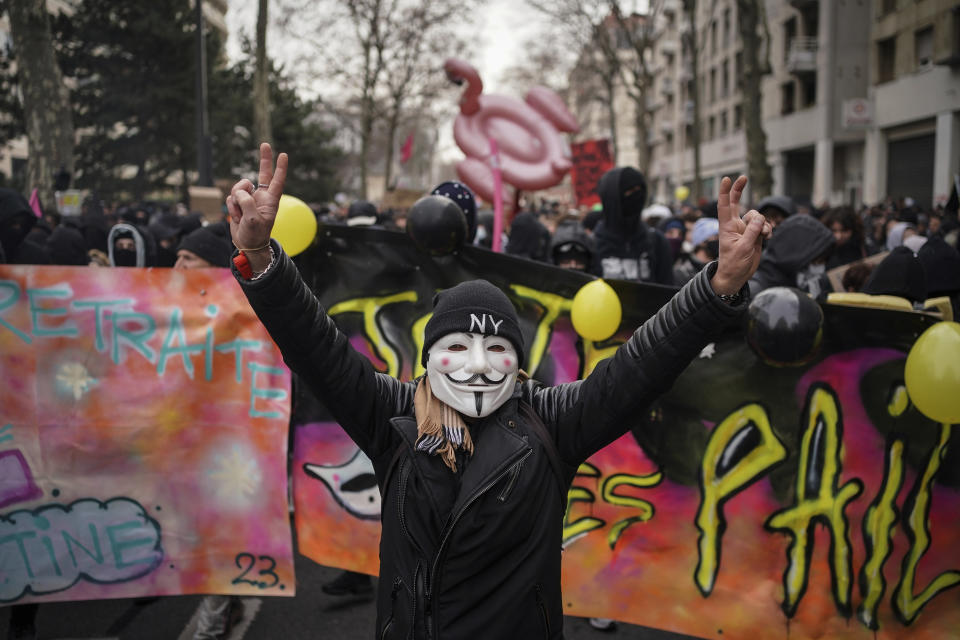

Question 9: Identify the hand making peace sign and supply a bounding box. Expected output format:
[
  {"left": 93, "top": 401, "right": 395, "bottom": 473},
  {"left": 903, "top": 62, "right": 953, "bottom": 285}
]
[
  {"left": 711, "top": 175, "right": 772, "bottom": 297},
  {"left": 226, "top": 143, "right": 288, "bottom": 254}
]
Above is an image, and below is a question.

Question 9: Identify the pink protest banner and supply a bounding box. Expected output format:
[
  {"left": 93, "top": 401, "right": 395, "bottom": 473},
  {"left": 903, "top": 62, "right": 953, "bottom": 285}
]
[
  {"left": 291, "top": 226, "right": 960, "bottom": 640},
  {"left": 0, "top": 265, "right": 294, "bottom": 604}
]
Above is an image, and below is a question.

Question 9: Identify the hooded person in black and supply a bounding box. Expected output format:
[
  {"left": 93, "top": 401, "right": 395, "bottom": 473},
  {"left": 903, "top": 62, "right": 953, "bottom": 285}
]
[
  {"left": 107, "top": 222, "right": 157, "bottom": 267},
  {"left": 862, "top": 246, "right": 928, "bottom": 305},
  {"left": 748, "top": 214, "right": 836, "bottom": 299},
  {"left": 46, "top": 224, "right": 90, "bottom": 266},
  {"left": 505, "top": 209, "right": 550, "bottom": 261},
  {"left": 549, "top": 218, "right": 595, "bottom": 273},
  {"left": 0, "top": 188, "right": 50, "bottom": 265},
  {"left": 591, "top": 167, "right": 673, "bottom": 284}
]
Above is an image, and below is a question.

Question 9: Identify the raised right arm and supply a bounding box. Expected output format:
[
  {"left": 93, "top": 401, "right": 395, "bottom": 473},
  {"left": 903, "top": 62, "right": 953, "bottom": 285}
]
[{"left": 226, "top": 144, "right": 409, "bottom": 459}]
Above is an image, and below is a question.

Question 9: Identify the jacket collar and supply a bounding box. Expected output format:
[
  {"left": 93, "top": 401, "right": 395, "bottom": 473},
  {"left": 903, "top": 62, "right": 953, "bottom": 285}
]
[{"left": 390, "top": 398, "right": 531, "bottom": 518}]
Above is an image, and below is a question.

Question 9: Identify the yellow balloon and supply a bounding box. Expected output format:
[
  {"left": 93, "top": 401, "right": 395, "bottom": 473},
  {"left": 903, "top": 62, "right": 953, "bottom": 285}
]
[
  {"left": 904, "top": 321, "right": 960, "bottom": 423},
  {"left": 271, "top": 194, "right": 317, "bottom": 256},
  {"left": 674, "top": 185, "right": 690, "bottom": 202},
  {"left": 571, "top": 279, "right": 622, "bottom": 342}
]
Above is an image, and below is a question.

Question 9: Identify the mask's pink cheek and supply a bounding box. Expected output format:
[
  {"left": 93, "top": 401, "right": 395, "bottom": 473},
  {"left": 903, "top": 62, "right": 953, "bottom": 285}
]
[
  {"left": 503, "top": 358, "right": 512, "bottom": 368},
  {"left": 441, "top": 358, "right": 450, "bottom": 367}
]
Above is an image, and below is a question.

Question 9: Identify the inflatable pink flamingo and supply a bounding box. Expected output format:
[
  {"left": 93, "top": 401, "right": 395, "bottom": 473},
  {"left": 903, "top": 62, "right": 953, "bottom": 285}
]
[{"left": 444, "top": 58, "right": 580, "bottom": 209}]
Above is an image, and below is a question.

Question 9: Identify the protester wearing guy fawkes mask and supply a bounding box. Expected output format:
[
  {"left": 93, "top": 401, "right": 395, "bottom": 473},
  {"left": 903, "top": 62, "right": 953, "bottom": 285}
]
[
  {"left": 226, "top": 144, "right": 771, "bottom": 639},
  {"left": 417, "top": 280, "right": 524, "bottom": 471}
]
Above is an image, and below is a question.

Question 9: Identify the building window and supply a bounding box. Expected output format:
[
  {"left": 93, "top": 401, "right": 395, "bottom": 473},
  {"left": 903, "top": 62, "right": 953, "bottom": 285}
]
[
  {"left": 734, "top": 104, "right": 742, "bottom": 131},
  {"left": 781, "top": 82, "right": 795, "bottom": 115},
  {"left": 685, "top": 124, "right": 694, "bottom": 148},
  {"left": 735, "top": 51, "right": 744, "bottom": 89},
  {"left": 708, "top": 115, "right": 716, "bottom": 140},
  {"left": 723, "top": 8, "right": 731, "bottom": 49},
  {"left": 710, "top": 68, "right": 717, "bottom": 101},
  {"left": 800, "top": 75, "right": 816, "bottom": 108},
  {"left": 722, "top": 60, "right": 730, "bottom": 98},
  {"left": 915, "top": 26, "right": 934, "bottom": 70},
  {"left": 881, "top": 0, "right": 897, "bottom": 17},
  {"left": 783, "top": 17, "right": 797, "bottom": 66},
  {"left": 711, "top": 20, "right": 718, "bottom": 54},
  {"left": 665, "top": 132, "right": 674, "bottom": 153},
  {"left": 720, "top": 111, "right": 728, "bottom": 136},
  {"left": 877, "top": 36, "right": 896, "bottom": 83}
]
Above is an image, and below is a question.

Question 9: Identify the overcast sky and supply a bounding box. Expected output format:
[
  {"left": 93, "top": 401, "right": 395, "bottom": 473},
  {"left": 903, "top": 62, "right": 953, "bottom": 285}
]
[
  {"left": 225, "top": 0, "right": 558, "bottom": 160},
  {"left": 226, "top": 0, "right": 553, "bottom": 93}
]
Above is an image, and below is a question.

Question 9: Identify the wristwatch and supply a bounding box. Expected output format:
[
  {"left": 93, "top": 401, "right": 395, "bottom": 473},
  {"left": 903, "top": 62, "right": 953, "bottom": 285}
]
[{"left": 717, "top": 289, "right": 745, "bottom": 306}]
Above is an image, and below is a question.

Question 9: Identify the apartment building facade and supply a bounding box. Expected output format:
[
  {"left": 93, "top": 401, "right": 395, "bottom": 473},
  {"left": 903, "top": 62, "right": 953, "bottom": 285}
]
[{"left": 570, "top": 0, "right": 960, "bottom": 209}]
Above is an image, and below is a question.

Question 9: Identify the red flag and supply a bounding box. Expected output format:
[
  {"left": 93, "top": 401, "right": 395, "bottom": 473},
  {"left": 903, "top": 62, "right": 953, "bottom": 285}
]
[
  {"left": 28, "top": 189, "right": 43, "bottom": 218},
  {"left": 400, "top": 132, "right": 414, "bottom": 164}
]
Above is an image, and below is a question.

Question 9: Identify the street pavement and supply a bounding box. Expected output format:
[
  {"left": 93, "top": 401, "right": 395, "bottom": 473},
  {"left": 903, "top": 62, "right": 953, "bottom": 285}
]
[{"left": 0, "top": 553, "right": 703, "bottom": 639}]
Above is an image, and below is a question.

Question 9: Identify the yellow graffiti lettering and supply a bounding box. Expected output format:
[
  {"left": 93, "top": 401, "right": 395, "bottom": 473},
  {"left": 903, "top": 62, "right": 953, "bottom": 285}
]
[
  {"left": 695, "top": 402, "right": 787, "bottom": 596},
  {"left": 887, "top": 384, "right": 909, "bottom": 417},
  {"left": 328, "top": 292, "right": 418, "bottom": 378},
  {"left": 601, "top": 471, "right": 662, "bottom": 549},
  {"left": 510, "top": 285, "right": 573, "bottom": 377},
  {"left": 765, "top": 385, "right": 863, "bottom": 618},
  {"left": 857, "top": 439, "right": 905, "bottom": 630},
  {"left": 562, "top": 487, "right": 604, "bottom": 548},
  {"left": 892, "top": 422, "right": 960, "bottom": 625},
  {"left": 411, "top": 312, "right": 431, "bottom": 379},
  {"left": 562, "top": 462, "right": 603, "bottom": 547},
  {"left": 582, "top": 340, "right": 620, "bottom": 378}
]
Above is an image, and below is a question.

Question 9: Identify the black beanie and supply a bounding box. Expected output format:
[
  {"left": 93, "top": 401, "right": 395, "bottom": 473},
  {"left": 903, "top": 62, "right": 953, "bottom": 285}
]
[
  {"left": 421, "top": 279, "right": 524, "bottom": 367},
  {"left": 177, "top": 221, "right": 232, "bottom": 267},
  {"left": 862, "top": 246, "right": 927, "bottom": 303}
]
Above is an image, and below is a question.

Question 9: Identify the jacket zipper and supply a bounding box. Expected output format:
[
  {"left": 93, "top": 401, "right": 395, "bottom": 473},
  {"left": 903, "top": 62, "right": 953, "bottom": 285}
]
[
  {"left": 497, "top": 457, "right": 524, "bottom": 502},
  {"left": 397, "top": 457, "right": 410, "bottom": 542},
  {"left": 427, "top": 448, "right": 533, "bottom": 638},
  {"left": 535, "top": 583, "right": 550, "bottom": 638},
  {"left": 380, "top": 577, "right": 403, "bottom": 640}
]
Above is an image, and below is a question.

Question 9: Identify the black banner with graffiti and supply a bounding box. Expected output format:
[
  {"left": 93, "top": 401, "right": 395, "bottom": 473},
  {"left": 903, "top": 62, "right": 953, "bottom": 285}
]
[{"left": 289, "top": 224, "right": 957, "bottom": 639}]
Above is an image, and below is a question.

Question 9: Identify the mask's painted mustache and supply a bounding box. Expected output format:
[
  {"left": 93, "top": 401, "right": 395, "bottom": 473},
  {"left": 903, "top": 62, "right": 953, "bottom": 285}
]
[{"left": 445, "top": 371, "right": 507, "bottom": 385}]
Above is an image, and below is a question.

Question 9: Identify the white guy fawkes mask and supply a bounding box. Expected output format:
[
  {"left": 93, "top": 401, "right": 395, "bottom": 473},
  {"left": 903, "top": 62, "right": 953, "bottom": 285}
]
[{"left": 426, "top": 331, "right": 519, "bottom": 418}]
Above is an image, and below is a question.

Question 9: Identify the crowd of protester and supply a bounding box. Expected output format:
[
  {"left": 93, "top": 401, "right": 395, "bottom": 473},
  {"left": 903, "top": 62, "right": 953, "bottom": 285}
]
[
  {"left": 2, "top": 168, "right": 959, "bottom": 637},
  {"left": 2, "top": 166, "right": 959, "bottom": 322}
]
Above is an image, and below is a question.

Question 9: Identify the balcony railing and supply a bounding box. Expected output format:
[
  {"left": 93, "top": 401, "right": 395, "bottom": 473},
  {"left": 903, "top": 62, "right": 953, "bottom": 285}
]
[{"left": 786, "top": 37, "right": 818, "bottom": 74}]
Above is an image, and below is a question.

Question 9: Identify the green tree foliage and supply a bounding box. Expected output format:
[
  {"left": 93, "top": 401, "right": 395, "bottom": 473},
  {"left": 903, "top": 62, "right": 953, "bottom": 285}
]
[
  {"left": 52, "top": 0, "right": 199, "bottom": 202},
  {"left": 0, "top": 0, "right": 343, "bottom": 204},
  {"left": 210, "top": 40, "right": 343, "bottom": 204}
]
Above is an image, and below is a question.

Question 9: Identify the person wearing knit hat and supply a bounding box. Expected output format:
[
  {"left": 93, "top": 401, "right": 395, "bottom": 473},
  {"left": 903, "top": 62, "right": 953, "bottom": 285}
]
[
  {"left": 226, "top": 144, "right": 772, "bottom": 640},
  {"left": 175, "top": 221, "right": 232, "bottom": 269},
  {"left": 691, "top": 217, "right": 720, "bottom": 248},
  {"left": 431, "top": 181, "right": 478, "bottom": 243}
]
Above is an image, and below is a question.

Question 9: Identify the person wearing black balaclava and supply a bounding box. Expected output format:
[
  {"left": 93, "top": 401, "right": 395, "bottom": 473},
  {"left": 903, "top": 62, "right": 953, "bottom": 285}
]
[
  {"left": 591, "top": 167, "right": 674, "bottom": 285},
  {"left": 107, "top": 222, "right": 157, "bottom": 267}
]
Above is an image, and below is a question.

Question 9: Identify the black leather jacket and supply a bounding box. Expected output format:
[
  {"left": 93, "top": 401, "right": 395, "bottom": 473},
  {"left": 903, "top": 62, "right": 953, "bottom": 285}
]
[{"left": 234, "top": 241, "right": 746, "bottom": 639}]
